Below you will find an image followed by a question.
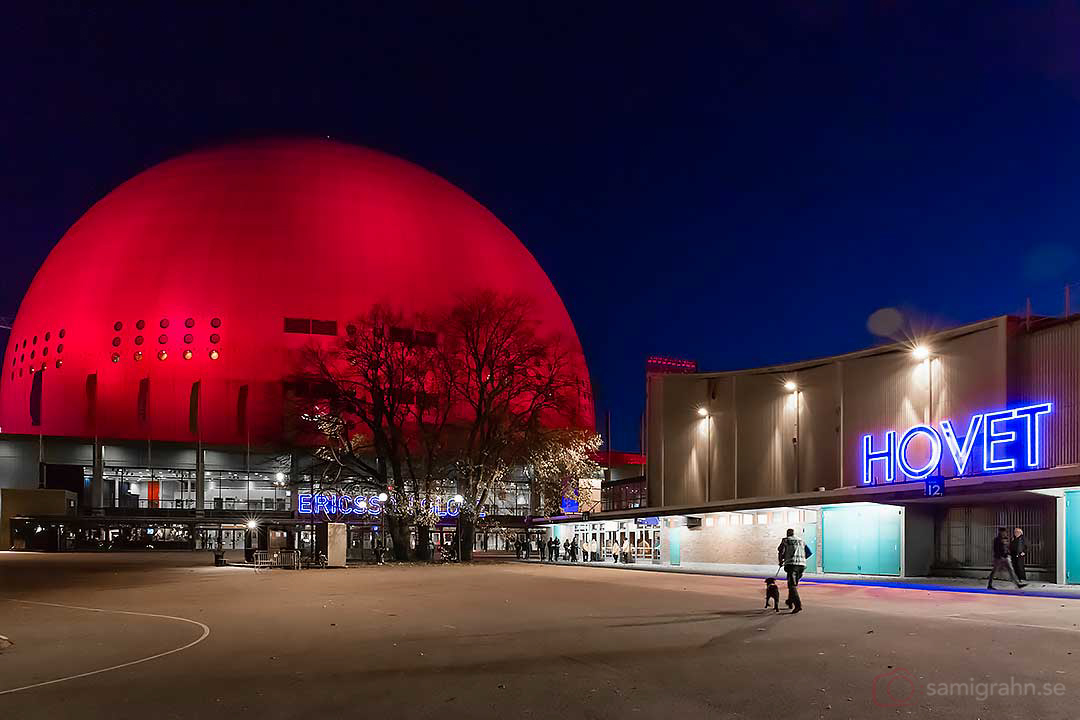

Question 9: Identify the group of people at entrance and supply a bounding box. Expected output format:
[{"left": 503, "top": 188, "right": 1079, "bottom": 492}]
[
  {"left": 515, "top": 536, "right": 637, "bottom": 563},
  {"left": 988, "top": 527, "right": 1028, "bottom": 590}
]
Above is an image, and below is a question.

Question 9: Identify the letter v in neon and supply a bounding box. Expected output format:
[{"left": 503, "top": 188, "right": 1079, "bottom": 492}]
[{"left": 940, "top": 414, "right": 983, "bottom": 475}]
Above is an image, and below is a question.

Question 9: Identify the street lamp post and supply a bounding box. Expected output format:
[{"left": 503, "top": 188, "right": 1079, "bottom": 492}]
[{"left": 453, "top": 493, "right": 464, "bottom": 562}]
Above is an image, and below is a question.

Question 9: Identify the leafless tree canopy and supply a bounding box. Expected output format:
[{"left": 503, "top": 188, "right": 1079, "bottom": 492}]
[{"left": 293, "top": 291, "right": 599, "bottom": 560}]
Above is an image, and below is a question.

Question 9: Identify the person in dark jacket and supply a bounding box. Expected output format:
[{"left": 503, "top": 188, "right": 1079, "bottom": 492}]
[
  {"left": 988, "top": 527, "right": 1026, "bottom": 590},
  {"left": 1010, "top": 527, "right": 1028, "bottom": 583}
]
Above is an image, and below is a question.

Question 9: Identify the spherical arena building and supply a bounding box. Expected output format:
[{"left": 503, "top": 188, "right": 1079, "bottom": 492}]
[{"left": 0, "top": 139, "right": 593, "bottom": 554}]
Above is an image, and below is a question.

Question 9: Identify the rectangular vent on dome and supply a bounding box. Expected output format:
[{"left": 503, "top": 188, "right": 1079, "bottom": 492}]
[
  {"left": 284, "top": 317, "right": 312, "bottom": 334},
  {"left": 311, "top": 320, "right": 337, "bottom": 336}
]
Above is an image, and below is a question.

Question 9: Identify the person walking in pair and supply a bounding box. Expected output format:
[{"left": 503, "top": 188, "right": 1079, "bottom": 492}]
[
  {"left": 988, "top": 527, "right": 1027, "bottom": 590},
  {"left": 1010, "top": 527, "right": 1028, "bottom": 583}
]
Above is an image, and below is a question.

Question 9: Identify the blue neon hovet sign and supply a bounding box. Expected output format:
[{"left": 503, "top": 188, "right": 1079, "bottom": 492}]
[{"left": 861, "top": 402, "right": 1053, "bottom": 484}]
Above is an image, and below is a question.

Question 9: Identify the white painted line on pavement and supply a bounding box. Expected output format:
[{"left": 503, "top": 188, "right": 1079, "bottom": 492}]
[{"left": 0, "top": 600, "right": 211, "bottom": 696}]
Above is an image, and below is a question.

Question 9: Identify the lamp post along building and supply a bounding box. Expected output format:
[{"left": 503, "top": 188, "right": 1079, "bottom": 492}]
[{"left": 550, "top": 316, "right": 1080, "bottom": 584}]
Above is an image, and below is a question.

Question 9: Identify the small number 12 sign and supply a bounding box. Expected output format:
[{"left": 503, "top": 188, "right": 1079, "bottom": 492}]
[{"left": 925, "top": 477, "right": 945, "bottom": 497}]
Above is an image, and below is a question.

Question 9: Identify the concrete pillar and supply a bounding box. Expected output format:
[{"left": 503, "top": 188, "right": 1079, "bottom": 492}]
[
  {"left": 91, "top": 440, "right": 104, "bottom": 512},
  {"left": 1056, "top": 495, "right": 1067, "bottom": 585},
  {"left": 195, "top": 444, "right": 205, "bottom": 514}
]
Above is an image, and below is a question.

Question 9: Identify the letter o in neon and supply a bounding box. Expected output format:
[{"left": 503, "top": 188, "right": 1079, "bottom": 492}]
[{"left": 898, "top": 424, "right": 943, "bottom": 479}]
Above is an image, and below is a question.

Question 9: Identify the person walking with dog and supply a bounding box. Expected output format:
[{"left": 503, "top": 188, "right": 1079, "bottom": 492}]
[{"left": 777, "top": 528, "right": 812, "bottom": 614}]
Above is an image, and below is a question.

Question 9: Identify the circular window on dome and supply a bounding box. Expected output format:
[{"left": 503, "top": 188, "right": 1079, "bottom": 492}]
[
  {"left": 20, "top": 354, "right": 24, "bottom": 363},
  {"left": 56, "top": 359, "right": 63, "bottom": 369},
  {"left": 160, "top": 318, "right": 169, "bottom": 329},
  {"left": 185, "top": 318, "right": 195, "bottom": 328},
  {"left": 183, "top": 349, "right": 193, "bottom": 360},
  {"left": 112, "top": 337, "right": 122, "bottom": 347},
  {"left": 111, "top": 353, "right": 120, "bottom": 363},
  {"left": 183, "top": 334, "right": 193, "bottom": 344},
  {"left": 113, "top": 321, "right": 123, "bottom": 332},
  {"left": 135, "top": 336, "right": 144, "bottom": 346},
  {"left": 211, "top": 317, "right": 221, "bottom": 328},
  {"left": 32, "top": 336, "right": 37, "bottom": 345},
  {"left": 45, "top": 332, "right": 51, "bottom": 342},
  {"left": 59, "top": 328, "right": 66, "bottom": 339},
  {"left": 57, "top": 344, "right": 63, "bottom": 353},
  {"left": 21, "top": 339, "right": 26, "bottom": 348},
  {"left": 42, "top": 347, "right": 48, "bottom": 357},
  {"left": 134, "top": 351, "right": 144, "bottom": 362},
  {"left": 30, "top": 351, "right": 35, "bottom": 360},
  {"left": 208, "top": 349, "right": 220, "bottom": 360},
  {"left": 135, "top": 320, "right": 145, "bottom": 331},
  {"left": 158, "top": 334, "right": 168, "bottom": 344},
  {"left": 19, "top": 369, "right": 23, "bottom": 377},
  {"left": 210, "top": 333, "right": 220, "bottom": 344},
  {"left": 157, "top": 350, "right": 168, "bottom": 361},
  {"left": 40, "top": 362, "right": 46, "bottom": 371}
]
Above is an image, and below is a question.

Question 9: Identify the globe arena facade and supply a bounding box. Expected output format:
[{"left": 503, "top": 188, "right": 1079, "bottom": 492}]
[{"left": 0, "top": 140, "right": 594, "bottom": 555}]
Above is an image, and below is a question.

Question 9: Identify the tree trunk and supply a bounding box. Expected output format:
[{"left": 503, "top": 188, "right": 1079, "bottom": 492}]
[
  {"left": 416, "top": 523, "right": 432, "bottom": 562},
  {"left": 459, "top": 516, "right": 476, "bottom": 562},
  {"left": 387, "top": 516, "right": 411, "bottom": 562}
]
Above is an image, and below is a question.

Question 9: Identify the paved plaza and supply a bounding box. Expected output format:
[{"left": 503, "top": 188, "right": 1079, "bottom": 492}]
[{"left": 1, "top": 552, "right": 1078, "bottom": 719}]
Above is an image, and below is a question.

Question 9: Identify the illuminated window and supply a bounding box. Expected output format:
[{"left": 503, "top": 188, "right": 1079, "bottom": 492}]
[
  {"left": 757, "top": 514, "right": 768, "bottom": 524},
  {"left": 211, "top": 317, "right": 221, "bottom": 328},
  {"left": 55, "top": 359, "right": 62, "bottom": 369},
  {"left": 183, "top": 349, "right": 193, "bottom": 360},
  {"left": 134, "top": 351, "right": 144, "bottom": 361},
  {"left": 135, "top": 336, "right": 144, "bottom": 346},
  {"left": 157, "top": 350, "right": 168, "bottom": 361},
  {"left": 113, "top": 321, "right": 122, "bottom": 331},
  {"left": 183, "top": 334, "right": 193, "bottom": 344},
  {"left": 135, "top": 320, "right": 144, "bottom": 331},
  {"left": 112, "top": 337, "right": 122, "bottom": 347},
  {"left": 158, "top": 334, "right": 168, "bottom": 344},
  {"left": 185, "top": 318, "right": 195, "bottom": 328},
  {"left": 111, "top": 353, "right": 120, "bottom": 363},
  {"left": 208, "top": 349, "right": 220, "bottom": 360},
  {"left": 787, "top": 511, "right": 797, "bottom": 524}
]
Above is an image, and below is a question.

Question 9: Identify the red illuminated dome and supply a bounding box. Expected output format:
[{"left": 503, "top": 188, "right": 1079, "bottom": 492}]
[{"left": 0, "top": 140, "right": 593, "bottom": 444}]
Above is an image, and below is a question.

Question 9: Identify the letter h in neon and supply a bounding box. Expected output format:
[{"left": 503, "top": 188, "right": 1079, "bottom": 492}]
[{"left": 862, "top": 431, "right": 896, "bottom": 484}]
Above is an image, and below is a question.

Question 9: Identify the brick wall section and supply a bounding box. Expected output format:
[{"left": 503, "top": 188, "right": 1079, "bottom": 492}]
[{"left": 666, "top": 513, "right": 819, "bottom": 567}]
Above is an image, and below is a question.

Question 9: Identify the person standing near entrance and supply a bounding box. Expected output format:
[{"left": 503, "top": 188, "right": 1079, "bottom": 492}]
[
  {"left": 988, "top": 527, "right": 1026, "bottom": 590},
  {"left": 777, "top": 528, "right": 812, "bottom": 614},
  {"left": 539, "top": 536, "right": 548, "bottom": 562},
  {"left": 611, "top": 538, "right": 620, "bottom": 563},
  {"left": 1011, "top": 527, "right": 1028, "bottom": 583}
]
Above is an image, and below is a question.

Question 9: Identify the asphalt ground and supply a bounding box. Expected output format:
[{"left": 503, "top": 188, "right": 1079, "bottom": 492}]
[{"left": 1, "top": 552, "right": 1078, "bottom": 719}]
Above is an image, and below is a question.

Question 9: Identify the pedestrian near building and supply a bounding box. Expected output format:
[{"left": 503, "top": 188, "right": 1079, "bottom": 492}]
[
  {"left": 620, "top": 537, "right": 631, "bottom": 564},
  {"left": 777, "top": 528, "right": 813, "bottom": 614},
  {"left": 988, "top": 527, "right": 1026, "bottom": 590},
  {"left": 1011, "top": 527, "right": 1028, "bottom": 583},
  {"left": 611, "top": 538, "right": 620, "bottom": 563},
  {"left": 539, "top": 536, "right": 548, "bottom": 562}
]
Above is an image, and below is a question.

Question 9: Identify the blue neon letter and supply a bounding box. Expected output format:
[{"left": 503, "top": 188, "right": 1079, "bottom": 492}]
[
  {"left": 862, "top": 431, "right": 896, "bottom": 484},
  {"left": 982, "top": 410, "right": 1017, "bottom": 472},
  {"left": 366, "top": 495, "right": 381, "bottom": 516},
  {"left": 313, "top": 494, "right": 331, "bottom": 514},
  {"left": 1012, "top": 402, "right": 1053, "bottom": 468},
  {"left": 298, "top": 494, "right": 312, "bottom": 514},
  {"left": 897, "top": 425, "right": 942, "bottom": 479},
  {"left": 940, "top": 414, "right": 982, "bottom": 475}
]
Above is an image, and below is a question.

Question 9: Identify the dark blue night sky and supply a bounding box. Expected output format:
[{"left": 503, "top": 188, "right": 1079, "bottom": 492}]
[{"left": 4, "top": 3, "right": 1080, "bottom": 449}]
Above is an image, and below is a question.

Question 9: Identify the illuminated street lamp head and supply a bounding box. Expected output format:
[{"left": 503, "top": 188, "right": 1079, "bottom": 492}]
[
  {"left": 378, "top": 492, "right": 389, "bottom": 502},
  {"left": 452, "top": 494, "right": 464, "bottom": 505},
  {"left": 246, "top": 519, "right": 258, "bottom": 530},
  {"left": 912, "top": 344, "right": 930, "bottom": 361},
  {"left": 697, "top": 407, "right": 709, "bottom": 417},
  {"left": 275, "top": 471, "right": 285, "bottom": 483},
  {"left": 784, "top": 381, "right": 797, "bottom": 392}
]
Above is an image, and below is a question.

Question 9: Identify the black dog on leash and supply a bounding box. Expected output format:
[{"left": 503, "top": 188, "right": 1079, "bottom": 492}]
[{"left": 764, "top": 577, "right": 781, "bottom": 612}]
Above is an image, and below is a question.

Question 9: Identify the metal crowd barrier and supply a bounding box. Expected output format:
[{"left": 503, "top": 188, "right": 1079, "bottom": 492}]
[{"left": 253, "top": 549, "right": 302, "bottom": 571}]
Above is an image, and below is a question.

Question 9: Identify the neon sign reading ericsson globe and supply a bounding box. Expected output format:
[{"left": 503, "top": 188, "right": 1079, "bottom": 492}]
[
  {"left": 296, "top": 494, "right": 478, "bottom": 518},
  {"left": 861, "top": 402, "right": 1052, "bottom": 485}
]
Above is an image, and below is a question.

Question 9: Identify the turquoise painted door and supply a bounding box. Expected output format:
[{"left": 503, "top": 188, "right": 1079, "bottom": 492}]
[
  {"left": 822, "top": 505, "right": 901, "bottom": 576},
  {"left": 668, "top": 526, "right": 681, "bottom": 566},
  {"left": 1066, "top": 491, "right": 1080, "bottom": 584}
]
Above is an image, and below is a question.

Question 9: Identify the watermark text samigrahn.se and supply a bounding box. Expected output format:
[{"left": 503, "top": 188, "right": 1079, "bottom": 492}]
[{"left": 873, "top": 669, "right": 1066, "bottom": 707}]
